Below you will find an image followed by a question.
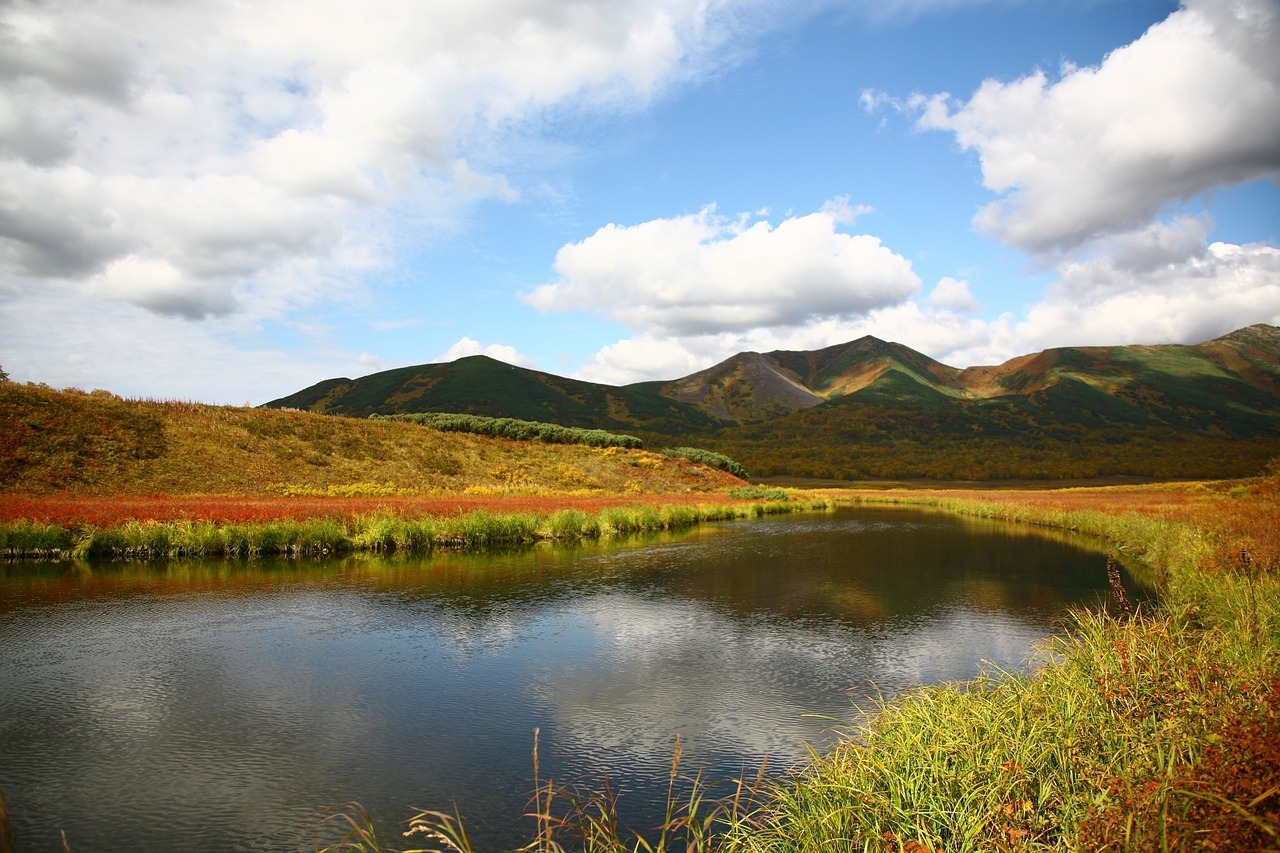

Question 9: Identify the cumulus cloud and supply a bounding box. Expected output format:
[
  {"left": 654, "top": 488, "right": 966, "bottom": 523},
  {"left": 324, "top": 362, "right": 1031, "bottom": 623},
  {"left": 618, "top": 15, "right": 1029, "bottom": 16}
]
[
  {"left": 915, "top": 0, "right": 1280, "bottom": 253},
  {"left": 1006, "top": 234, "right": 1280, "bottom": 352},
  {"left": 524, "top": 202, "right": 921, "bottom": 338},
  {"left": 0, "top": 0, "right": 760, "bottom": 326},
  {"left": 439, "top": 336, "right": 539, "bottom": 369},
  {"left": 928, "top": 277, "right": 980, "bottom": 313},
  {"left": 878, "top": 227, "right": 1280, "bottom": 370},
  {"left": 571, "top": 223, "right": 1279, "bottom": 385}
]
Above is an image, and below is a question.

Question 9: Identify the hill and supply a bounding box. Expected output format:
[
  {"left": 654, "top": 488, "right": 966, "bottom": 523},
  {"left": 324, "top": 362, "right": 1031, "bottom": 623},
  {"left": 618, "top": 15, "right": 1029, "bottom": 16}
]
[
  {"left": 0, "top": 382, "right": 745, "bottom": 496},
  {"left": 267, "top": 355, "right": 728, "bottom": 433},
  {"left": 265, "top": 325, "right": 1280, "bottom": 481}
]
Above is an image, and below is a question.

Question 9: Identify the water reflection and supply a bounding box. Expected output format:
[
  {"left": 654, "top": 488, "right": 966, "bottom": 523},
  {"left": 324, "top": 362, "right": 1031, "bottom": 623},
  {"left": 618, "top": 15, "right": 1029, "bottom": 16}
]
[{"left": 0, "top": 507, "right": 1145, "bottom": 852}]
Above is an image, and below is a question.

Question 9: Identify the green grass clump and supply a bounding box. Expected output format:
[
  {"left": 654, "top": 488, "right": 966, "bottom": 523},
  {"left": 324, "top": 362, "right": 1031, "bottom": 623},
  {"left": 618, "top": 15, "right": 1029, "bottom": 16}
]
[
  {"left": 0, "top": 519, "right": 70, "bottom": 556},
  {"left": 439, "top": 510, "right": 540, "bottom": 548},
  {"left": 539, "top": 509, "right": 594, "bottom": 541},
  {"left": 66, "top": 517, "right": 355, "bottom": 558},
  {"left": 5, "top": 499, "right": 831, "bottom": 562},
  {"left": 350, "top": 513, "right": 439, "bottom": 552}
]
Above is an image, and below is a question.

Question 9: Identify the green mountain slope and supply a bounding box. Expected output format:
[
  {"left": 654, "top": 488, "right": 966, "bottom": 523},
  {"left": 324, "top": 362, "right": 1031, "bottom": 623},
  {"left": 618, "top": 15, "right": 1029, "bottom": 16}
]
[{"left": 266, "top": 355, "right": 728, "bottom": 433}]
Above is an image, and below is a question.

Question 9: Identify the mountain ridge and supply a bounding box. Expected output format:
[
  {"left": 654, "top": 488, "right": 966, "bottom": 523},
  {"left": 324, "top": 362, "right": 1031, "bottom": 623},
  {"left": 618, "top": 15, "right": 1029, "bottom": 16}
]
[{"left": 264, "top": 324, "right": 1280, "bottom": 480}]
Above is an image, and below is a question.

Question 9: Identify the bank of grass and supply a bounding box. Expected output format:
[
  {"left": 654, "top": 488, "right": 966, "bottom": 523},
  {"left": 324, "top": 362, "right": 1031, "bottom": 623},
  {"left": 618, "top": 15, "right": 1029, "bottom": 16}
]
[
  {"left": 0, "top": 497, "right": 826, "bottom": 559},
  {"left": 315, "top": 481, "right": 1279, "bottom": 853}
]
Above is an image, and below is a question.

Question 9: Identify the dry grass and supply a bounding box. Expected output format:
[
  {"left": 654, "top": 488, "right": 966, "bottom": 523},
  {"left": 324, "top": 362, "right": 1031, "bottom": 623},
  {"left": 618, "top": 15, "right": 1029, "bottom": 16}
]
[{"left": 0, "top": 383, "right": 745, "bottom": 497}]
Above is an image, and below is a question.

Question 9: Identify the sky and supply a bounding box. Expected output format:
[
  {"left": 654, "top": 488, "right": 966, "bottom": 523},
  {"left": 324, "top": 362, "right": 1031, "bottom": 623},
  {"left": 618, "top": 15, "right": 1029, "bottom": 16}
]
[{"left": 1, "top": 0, "right": 1277, "bottom": 405}]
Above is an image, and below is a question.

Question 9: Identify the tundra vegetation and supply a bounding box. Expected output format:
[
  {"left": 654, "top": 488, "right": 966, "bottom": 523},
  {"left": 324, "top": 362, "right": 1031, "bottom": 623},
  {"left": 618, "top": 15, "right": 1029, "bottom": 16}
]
[{"left": 1, "top": 377, "right": 1277, "bottom": 851}]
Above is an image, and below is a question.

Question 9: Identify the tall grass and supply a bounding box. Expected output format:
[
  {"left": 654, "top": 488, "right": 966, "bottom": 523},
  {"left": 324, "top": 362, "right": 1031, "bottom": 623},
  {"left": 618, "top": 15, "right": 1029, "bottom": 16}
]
[
  {"left": 0, "top": 519, "right": 69, "bottom": 556},
  {"left": 725, "top": 605, "right": 1276, "bottom": 852},
  {"left": 3, "top": 498, "right": 832, "bottom": 560},
  {"left": 317, "top": 730, "right": 762, "bottom": 853}
]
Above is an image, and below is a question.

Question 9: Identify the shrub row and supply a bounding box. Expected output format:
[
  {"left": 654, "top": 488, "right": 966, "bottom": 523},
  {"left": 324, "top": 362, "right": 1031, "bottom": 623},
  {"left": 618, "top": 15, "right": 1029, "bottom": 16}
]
[
  {"left": 372, "top": 412, "right": 643, "bottom": 449},
  {"left": 660, "top": 446, "right": 748, "bottom": 479}
]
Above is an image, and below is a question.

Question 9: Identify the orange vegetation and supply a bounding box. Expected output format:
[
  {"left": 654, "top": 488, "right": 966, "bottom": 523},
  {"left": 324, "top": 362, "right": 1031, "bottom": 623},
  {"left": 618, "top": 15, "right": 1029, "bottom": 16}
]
[{"left": 0, "top": 492, "right": 747, "bottom": 529}]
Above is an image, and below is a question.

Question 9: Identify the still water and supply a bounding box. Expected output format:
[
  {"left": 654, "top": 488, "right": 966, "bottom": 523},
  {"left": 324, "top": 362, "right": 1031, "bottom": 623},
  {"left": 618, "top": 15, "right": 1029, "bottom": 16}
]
[{"left": 0, "top": 507, "right": 1142, "bottom": 852}]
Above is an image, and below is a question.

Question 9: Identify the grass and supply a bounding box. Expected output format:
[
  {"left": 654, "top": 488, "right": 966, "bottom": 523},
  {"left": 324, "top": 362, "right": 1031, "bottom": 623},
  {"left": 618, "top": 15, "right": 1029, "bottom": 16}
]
[
  {"left": 311, "top": 478, "right": 1279, "bottom": 853},
  {"left": 728, "top": 607, "right": 1276, "bottom": 852},
  {"left": 1, "top": 497, "right": 833, "bottom": 559}
]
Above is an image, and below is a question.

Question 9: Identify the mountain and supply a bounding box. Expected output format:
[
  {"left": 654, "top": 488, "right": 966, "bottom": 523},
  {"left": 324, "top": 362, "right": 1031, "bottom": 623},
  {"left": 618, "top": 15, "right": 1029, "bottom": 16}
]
[{"left": 264, "top": 325, "right": 1280, "bottom": 481}]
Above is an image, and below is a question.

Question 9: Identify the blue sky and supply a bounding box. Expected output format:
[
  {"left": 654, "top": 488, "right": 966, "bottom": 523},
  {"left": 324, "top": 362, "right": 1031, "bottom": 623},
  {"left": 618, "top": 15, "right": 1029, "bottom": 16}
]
[{"left": 1, "top": 0, "right": 1277, "bottom": 404}]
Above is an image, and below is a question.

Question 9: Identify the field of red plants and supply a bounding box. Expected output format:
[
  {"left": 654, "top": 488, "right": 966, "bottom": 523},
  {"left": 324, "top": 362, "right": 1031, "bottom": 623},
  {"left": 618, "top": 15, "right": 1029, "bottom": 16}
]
[{"left": 0, "top": 492, "right": 745, "bottom": 528}]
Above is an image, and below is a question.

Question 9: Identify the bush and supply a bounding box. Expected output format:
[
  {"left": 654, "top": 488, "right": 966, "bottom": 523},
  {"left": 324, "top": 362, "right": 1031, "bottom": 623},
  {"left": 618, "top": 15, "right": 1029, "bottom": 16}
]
[
  {"left": 727, "top": 486, "right": 789, "bottom": 501},
  {"left": 660, "top": 447, "right": 747, "bottom": 479},
  {"left": 373, "top": 412, "right": 643, "bottom": 449}
]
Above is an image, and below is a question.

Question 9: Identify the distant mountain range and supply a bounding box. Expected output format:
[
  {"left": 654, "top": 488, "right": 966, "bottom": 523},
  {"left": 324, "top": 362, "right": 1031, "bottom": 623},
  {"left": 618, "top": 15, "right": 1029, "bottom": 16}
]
[{"left": 265, "top": 324, "right": 1280, "bottom": 481}]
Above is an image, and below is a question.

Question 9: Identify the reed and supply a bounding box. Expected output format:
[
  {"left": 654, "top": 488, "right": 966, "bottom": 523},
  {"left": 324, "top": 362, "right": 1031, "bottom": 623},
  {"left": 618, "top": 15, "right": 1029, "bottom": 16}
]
[
  {"left": 439, "top": 510, "right": 541, "bottom": 548},
  {"left": 350, "top": 513, "right": 440, "bottom": 552},
  {"left": 0, "top": 519, "right": 69, "bottom": 556},
  {"left": 723, "top": 602, "right": 1276, "bottom": 852},
  {"left": 319, "top": 730, "right": 760, "bottom": 853},
  {"left": 539, "top": 508, "right": 595, "bottom": 541}
]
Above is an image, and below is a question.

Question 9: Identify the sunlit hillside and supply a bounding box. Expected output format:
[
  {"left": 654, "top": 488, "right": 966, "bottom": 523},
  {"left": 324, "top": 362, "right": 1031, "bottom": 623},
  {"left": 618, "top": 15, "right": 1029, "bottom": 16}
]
[{"left": 0, "top": 382, "right": 744, "bottom": 496}]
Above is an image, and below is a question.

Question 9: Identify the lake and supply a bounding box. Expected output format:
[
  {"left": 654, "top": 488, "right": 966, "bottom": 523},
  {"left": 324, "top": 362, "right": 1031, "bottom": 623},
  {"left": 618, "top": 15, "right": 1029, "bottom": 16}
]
[{"left": 0, "top": 506, "right": 1144, "bottom": 851}]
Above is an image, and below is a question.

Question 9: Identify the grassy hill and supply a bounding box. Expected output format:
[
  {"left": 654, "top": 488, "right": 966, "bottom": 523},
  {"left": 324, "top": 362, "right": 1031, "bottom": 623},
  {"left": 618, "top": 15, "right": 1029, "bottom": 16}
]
[
  {"left": 267, "top": 354, "right": 728, "bottom": 433},
  {"left": 0, "top": 382, "right": 745, "bottom": 496}
]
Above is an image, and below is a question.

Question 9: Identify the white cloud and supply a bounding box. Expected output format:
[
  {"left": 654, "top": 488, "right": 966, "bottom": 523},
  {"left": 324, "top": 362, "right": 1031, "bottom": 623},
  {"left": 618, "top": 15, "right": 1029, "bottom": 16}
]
[
  {"left": 88, "top": 256, "right": 234, "bottom": 320},
  {"left": 0, "top": 0, "right": 765, "bottom": 327},
  {"left": 439, "top": 336, "right": 539, "bottom": 369},
  {"left": 524, "top": 203, "right": 921, "bottom": 337},
  {"left": 0, "top": 288, "right": 369, "bottom": 404},
  {"left": 916, "top": 0, "right": 1280, "bottom": 253},
  {"left": 571, "top": 223, "right": 1280, "bottom": 385},
  {"left": 1005, "top": 236, "right": 1280, "bottom": 353},
  {"left": 576, "top": 335, "right": 735, "bottom": 386},
  {"left": 928, "top": 276, "right": 980, "bottom": 313}
]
